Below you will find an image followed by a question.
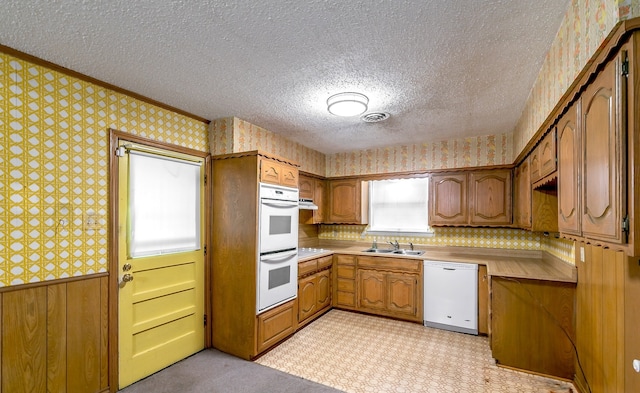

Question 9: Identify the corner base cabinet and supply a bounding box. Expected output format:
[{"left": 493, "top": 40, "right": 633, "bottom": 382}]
[{"left": 298, "top": 255, "right": 332, "bottom": 327}]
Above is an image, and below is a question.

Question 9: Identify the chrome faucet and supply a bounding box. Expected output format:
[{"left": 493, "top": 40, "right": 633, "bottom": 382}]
[
  {"left": 409, "top": 242, "right": 414, "bottom": 250},
  {"left": 389, "top": 240, "right": 400, "bottom": 250}
]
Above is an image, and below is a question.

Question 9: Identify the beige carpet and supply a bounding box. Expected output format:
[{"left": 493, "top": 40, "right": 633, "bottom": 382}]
[{"left": 256, "top": 310, "right": 575, "bottom": 393}]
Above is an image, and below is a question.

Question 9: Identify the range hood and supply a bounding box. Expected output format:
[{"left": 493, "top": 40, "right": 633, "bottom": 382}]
[{"left": 299, "top": 198, "right": 318, "bottom": 210}]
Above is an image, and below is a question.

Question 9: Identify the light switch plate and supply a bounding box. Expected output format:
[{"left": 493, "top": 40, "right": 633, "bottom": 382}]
[
  {"left": 580, "top": 247, "right": 585, "bottom": 263},
  {"left": 633, "top": 359, "right": 640, "bottom": 373}
]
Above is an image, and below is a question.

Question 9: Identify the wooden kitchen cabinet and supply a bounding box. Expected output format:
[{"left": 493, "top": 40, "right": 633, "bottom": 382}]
[
  {"left": 326, "top": 179, "right": 368, "bottom": 224},
  {"left": 297, "top": 255, "right": 332, "bottom": 327},
  {"left": 430, "top": 169, "right": 512, "bottom": 226},
  {"left": 429, "top": 173, "right": 468, "bottom": 225},
  {"left": 513, "top": 158, "right": 532, "bottom": 229},
  {"left": 334, "top": 254, "right": 357, "bottom": 309},
  {"left": 260, "top": 156, "right": 299, "bottom": 188},
  {"left": 256, "top": 300, "right": 297, "bottom": 354},
  {"left": 477, "top": 265, "right": 489, "bottom": 335},
  {"left": 491, "top": 277, "right": 575, "bottom": 379},
  {"left": 530, "top": 129, "right": 557, "bottom": 183},
  {"left": 299, "top": 174, "right": 326, "bottom": 224},
  {"left": 581, "top": 52, "right": 626, "bottom": 245},
  {"left": 356, "top": 256, "right": 422, "bottom": 322},
  {"left": 212, "top": 151, "right": 300, "bottom": 360},
  {"left": 469, "top": 169, "right": 512, "bottom": 226},
  {"left": 557, "top": 100, "right": 581, "bottom": 236}
]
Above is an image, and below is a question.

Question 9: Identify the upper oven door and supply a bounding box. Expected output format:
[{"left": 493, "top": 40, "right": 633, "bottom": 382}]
[{"left": 259, "top": 187, "right": 299, "bottom": 254}]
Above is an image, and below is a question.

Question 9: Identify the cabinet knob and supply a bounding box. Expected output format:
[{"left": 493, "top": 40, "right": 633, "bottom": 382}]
[{"left": 122, "top": 274, "right": 134, "bottom": 283}]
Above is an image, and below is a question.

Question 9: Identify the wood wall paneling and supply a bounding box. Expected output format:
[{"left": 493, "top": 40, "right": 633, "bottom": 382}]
[
  {"left": 0, "top": 275, "right": 109, "bottom": 393},
  {"left": 2, "top": 287, "right": 48, "bottom": 393},
  {"left": 47, "top": 284, "right": 67, "bottom": 392}
]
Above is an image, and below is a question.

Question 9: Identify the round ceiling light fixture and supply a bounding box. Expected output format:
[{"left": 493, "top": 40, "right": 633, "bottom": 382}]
[{"left": 327, "top": 92, "right": 368, "bottom": 117}]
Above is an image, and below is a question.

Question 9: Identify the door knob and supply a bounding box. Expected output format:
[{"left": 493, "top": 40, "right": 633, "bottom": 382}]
[
  {"left": 122, "top": 274, "right": 134, "bottom": 283},
  {"left": 122, "top": 263, "right": 132, "bottom": 272}
]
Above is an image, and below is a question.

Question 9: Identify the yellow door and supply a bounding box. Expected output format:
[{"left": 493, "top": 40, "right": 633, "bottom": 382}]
[{"left": 117, "top": 142, "right": 205, "bottom": 388}]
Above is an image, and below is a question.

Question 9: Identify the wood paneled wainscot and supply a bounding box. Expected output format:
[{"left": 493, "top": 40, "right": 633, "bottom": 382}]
[
  {"left": 0, "top": 275, "right": 109, "bottom": 393},
  {"left": 297, "top": 255, "right": 332, "bottom": 327}
]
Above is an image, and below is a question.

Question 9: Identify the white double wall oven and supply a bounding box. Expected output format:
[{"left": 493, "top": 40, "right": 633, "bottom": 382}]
[{"left": 257, "top": 183, "right": 299, "bottom": 313}]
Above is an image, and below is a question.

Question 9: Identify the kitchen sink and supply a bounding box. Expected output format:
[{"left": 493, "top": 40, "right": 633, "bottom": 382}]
[
  {"left": 392, "top": 249, "right": 425, "bottom": 256},
  {"left": 362, "top": 248, "right": 395, "bottom": 253},
  {"left": 362, "top": 248, "right": 425, "bottom": 256}
]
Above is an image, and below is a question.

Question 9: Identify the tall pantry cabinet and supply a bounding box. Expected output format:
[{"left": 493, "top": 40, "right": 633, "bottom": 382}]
[{"left": 211, "top": 151, "right": 299, "bottom": 360}]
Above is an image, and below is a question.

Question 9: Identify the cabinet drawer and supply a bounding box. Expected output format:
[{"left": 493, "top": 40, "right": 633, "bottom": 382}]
[
  {"left": 335, "top": 254, "right": 356, "bottom": 266},
  {"left": 337, "top": 265, "right": 356, "bottom": 279},
  {"left": 337, "top": 278, "right": 355, "bottom": 292},
  {"left": 357, "top": 256, "right": 420, "bottom": 273},
  {"left": 317, "top": 255, "right": 333, "bottom": 270},
  {"left": 298, "top": 259, "right": 318, "bottom": 277},
  {"left": 336, "top": 291, "right": 355, "bottom": 307}
]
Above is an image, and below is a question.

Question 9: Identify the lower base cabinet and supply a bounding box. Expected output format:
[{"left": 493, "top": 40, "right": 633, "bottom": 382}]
[
  {"left": 298, "top": 268, "right": 332, "bottom": 327},
  {"left": 256, "top": 300, "right": 297, "bottom": 354},
  {"left": 359, "top": 270, "right": 419, "bottom": 319},
  {"left": 490, "top": 277, "right": 575, "bottom": 379}
]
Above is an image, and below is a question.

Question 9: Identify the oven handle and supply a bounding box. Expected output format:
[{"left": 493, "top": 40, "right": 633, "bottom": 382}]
[
  {"left": 260, "top": 250, "right": 297, "bottom": 263},
  {"left": 261, "top": 200, "right": 297, "bottom": 208}
]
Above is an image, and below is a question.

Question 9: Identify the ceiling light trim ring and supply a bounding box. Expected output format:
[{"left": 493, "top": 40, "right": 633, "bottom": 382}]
[{"left": 327, "top": 92, "right": 369, "bottom": 117}]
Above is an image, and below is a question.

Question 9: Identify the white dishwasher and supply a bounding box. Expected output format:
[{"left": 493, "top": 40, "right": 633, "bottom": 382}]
[{"left": 423, "top": 261, "right": 478, "bottom": 335}]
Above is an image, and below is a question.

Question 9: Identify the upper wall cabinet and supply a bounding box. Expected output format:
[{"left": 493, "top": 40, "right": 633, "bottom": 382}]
[
  {"left": 469, "top": 170, "right": 512, "bottom": 226},
  {"left": 530, "top": 129, "right": 557, "bottom": 183},
  {"left": 430, "top": 169, "right": 512, "bottom": 227},
  {"left": 580, "top": 51, "right": 627, "bottom": 244},
  {"left": 260, "top": 157, "right": 299, "bottom": 188},
  {"left": 326, "top": 179, "right": 368, "bottom": 224},
  {"left": 557, "top": 100, "right": 581, "bottom": 236},
  {"left": 429, "top": 173, "right": 468, "bottom": 225},
  {"left": 513, "top": 158, "right": 531, "bottom": 229},
  {"left": 299, "top": 174, "right": 326, "bottom": 224}
]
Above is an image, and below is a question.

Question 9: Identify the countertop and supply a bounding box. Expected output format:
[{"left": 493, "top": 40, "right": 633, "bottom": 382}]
[{"left": 299, "top": 242, "right": 577, "bottom": 283}]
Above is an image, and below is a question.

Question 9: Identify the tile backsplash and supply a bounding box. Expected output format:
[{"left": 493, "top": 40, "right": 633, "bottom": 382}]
[{"left": 319, "top": 225, "right": 575, "bottom": 264}]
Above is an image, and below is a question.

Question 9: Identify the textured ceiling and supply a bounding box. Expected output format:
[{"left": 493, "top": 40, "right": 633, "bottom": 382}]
[{"left": 1, "top": 0, "right": 570, "bottom": 154}]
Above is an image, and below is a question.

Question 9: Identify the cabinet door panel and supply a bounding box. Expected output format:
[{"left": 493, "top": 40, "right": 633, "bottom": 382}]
[
  {"left": 386, "top": 274, "right": 417, "bottom": 316},
  {"left": 539, "top": 129, "right": 557, "bottom": 179},
  {"left": 514, "top": 159, "right": 531, "bottom": 228},
  {"left": 316, "top": 270, "right": 332, "bottom": 310},
  {"left": 298, "top": 276, "right": 317, "bottom": 323},
  {"left": 582, "top": 55, "right": 625, "bottom": 243},
  {"left": 298, "top": 175, "right": 314, "bottom": 199},
  {"left": 558, "top": 100, "right": 581, "bottom": 235},
  {"left": 430, "top": 173, "right": 468, "bottom": 225},
  {"left": 358, "top": 270, "right": 385, "bottom": 310},
  {"left": 470, "top": 170, "right": 512, "bottom": 225},
  {"left": 327, "top": 180, "right": 366, "bottom": 224}
]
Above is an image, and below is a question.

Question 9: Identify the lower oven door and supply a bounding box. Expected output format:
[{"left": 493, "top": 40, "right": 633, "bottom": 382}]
[{"left": 258, "top": 249, "right": 298, "bottom": 313}]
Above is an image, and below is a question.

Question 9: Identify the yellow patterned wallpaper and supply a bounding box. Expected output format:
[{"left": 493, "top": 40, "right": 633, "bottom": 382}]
[
  {"left": 209, "top": 116, "right": 327, "bottom": 176},
  {"left": 319, "top": 226, "right": 576, "bottom": 264},
  {"left": 0, "top": 52, "right": 208, "bottom": 287},
  {"left": 513, "top": 0, "right": 640, "bottom": 156},
  {"left": 326, "top": 133, "right": 512, "bottom": 177}
]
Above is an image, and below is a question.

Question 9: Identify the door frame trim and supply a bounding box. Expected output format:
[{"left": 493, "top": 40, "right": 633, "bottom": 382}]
[{"left": 108, "top": 129, "right": 211, "bottom": 392}]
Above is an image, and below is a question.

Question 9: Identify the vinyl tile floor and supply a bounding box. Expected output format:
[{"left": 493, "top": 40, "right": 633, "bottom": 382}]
[{"left": 255, "top": 310, "right": 575, "bottom": 393}]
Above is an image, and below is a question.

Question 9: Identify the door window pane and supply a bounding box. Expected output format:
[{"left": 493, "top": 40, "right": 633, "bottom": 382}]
[{"left": 128, "top": 151, "right": 201, "bottom": 257}]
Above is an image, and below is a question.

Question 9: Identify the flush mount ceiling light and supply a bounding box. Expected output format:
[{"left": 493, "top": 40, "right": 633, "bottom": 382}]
[{"left": 327, "top": 92, "right": 368, "bottom": 117}]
